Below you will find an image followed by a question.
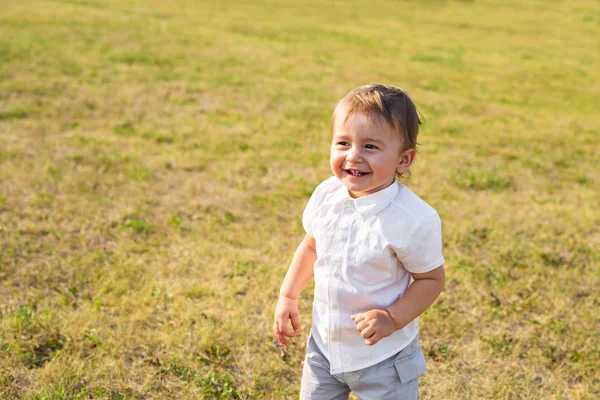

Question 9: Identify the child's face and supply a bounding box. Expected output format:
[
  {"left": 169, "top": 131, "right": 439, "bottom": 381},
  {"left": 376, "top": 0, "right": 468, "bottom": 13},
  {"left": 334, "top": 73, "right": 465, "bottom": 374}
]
[{"left": 330, "top": 110, "right": 412, "bottom": 198}]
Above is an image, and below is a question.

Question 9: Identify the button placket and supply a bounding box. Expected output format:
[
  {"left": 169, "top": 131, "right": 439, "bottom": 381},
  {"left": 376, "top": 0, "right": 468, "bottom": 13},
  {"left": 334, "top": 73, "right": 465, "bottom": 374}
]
[
  {"left": 327, "top": 204, "right": 343, "bottom": 353},
  {"left": 328, "top": 204, "right": 342, "bottom": 355},
  {"left": 328, "top": 202, "right": 356, "bottom": 367}
]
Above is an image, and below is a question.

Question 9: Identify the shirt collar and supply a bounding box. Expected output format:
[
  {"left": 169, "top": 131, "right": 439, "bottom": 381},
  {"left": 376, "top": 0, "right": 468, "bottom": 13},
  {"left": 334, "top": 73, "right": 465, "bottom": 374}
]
[{"left": 325, "top": 179, "right": 400, "bottom": 219}]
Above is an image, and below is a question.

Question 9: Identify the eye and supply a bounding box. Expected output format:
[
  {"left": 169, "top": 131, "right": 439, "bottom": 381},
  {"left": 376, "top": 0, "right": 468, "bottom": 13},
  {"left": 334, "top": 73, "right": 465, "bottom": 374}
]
[
  {"left": 365, "top": 144, "right": 379, "bottom": 150},
  {"left": 337, "top": 141, "right": 350, "bottom": 147}
]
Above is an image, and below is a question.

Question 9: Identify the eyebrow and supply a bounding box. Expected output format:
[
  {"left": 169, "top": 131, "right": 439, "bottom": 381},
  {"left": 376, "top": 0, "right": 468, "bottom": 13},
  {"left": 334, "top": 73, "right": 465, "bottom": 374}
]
[
  {"left": 364, "top": 137, "right": 385, "bottom": 144},
  {"left": 333, "top": 132, "right": 385, "bottom": 145}
]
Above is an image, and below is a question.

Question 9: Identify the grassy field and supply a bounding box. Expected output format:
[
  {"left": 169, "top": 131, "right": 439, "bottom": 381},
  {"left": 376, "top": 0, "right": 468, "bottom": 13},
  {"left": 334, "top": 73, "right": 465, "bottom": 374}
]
[{"left": 0, "top": 0, "right": 599, "bottom": 398}]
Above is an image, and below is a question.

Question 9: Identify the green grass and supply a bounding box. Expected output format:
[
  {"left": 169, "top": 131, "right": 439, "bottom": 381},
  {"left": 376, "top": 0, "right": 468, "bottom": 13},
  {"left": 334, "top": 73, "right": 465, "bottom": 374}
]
[{"left": 0, "top": 0, "right": 599, "bottom": 398}]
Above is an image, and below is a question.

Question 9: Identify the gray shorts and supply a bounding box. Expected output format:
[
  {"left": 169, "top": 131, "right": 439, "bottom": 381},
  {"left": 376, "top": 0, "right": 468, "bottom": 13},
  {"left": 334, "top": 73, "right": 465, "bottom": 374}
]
[{"left": 300, "top": 333, "right": 426, "bottom": 400}]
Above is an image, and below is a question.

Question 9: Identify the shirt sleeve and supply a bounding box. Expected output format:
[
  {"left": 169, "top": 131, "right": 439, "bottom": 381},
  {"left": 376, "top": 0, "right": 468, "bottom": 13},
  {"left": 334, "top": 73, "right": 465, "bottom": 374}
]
[
  {"left": 302, "top": 177, "right": 335, "bottom": 237},
  {"left": 396, "top": 211, "right": 445, "bottom": 274}
]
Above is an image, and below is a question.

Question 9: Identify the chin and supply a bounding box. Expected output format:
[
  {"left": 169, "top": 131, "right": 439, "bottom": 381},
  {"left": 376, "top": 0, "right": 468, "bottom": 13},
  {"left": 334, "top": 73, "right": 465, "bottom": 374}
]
[{"left": 344, "top": 183, "right": 370, "bottom": 193}]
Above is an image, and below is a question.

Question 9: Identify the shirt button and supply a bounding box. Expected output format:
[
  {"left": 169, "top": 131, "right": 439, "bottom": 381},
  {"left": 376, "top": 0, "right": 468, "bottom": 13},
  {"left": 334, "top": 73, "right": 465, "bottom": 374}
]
[
  {"left": 332, "top": 271, "right": 339, "bottom": 277},
  {"left": 331, "top": 303, "right": 338, "bottom": 310}
]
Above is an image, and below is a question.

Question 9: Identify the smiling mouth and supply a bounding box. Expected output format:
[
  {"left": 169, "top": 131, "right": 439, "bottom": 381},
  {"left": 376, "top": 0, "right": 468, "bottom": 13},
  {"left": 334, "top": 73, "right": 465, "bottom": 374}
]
[{"left": 345, "top": 169, "right": 368, "bottom": 177}]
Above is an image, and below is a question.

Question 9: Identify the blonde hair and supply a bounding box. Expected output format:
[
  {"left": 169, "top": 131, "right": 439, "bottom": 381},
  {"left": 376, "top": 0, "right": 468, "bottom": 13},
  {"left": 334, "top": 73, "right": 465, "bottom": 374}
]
[{"left": 331, "top": 84, "right": 422, "bottom": 151}]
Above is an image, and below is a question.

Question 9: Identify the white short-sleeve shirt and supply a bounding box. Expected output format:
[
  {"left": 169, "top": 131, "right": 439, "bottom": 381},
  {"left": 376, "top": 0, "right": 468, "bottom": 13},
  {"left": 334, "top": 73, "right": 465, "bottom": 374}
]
[{"left": 303, "top": 176, "right": 445, "bottom": 374}]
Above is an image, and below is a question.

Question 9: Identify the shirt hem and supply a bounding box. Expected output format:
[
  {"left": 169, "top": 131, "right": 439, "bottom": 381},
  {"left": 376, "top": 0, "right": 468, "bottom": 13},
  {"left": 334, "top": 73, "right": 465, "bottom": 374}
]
[
  {"left": 310, "top": 330, "right": 330, "bottom": 361},
  {"left": 328, "top": 330, "right": 419, "bottom": 375}
]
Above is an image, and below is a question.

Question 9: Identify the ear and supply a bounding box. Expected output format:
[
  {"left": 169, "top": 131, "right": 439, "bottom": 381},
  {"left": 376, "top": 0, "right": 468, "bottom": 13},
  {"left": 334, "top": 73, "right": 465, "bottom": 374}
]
[{"left": 396, "top": 148, "right": 416, "bottom": 175}]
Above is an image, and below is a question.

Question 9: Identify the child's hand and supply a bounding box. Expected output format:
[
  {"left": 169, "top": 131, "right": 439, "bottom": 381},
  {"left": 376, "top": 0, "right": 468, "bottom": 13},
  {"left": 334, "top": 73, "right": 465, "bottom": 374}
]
[
  {"left": 351, "top": 309, "right": 396, "bottom": 346},
  {"left": 273, "top": 295, "right": 301, "bottom": 346}
]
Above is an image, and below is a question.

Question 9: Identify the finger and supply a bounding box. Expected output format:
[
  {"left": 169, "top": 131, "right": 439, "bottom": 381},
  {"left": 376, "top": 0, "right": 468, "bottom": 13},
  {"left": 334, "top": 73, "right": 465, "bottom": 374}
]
[
  {"left": 365, "top": 332, "right": 382, "bottom": 346},
  {"left": 276, "top": 332, "right": 289, "bottom": 346},
  {"left": 279, "top": 333, "right": 289, "bottom": 346},
  {"left": 356, "top": 320, "right": 370, "bottom": 332},
  {"left": 352, "top": 314, "right": 365, "bottom": 325},
  {"left": 275, "top": 322, "right": 290, "bottom": 345},
  {"left": 278, "top": 317, "right": 295, "bottom": 338},
  {"left": 361, "top": 325, "right": 376, "bottom": 340},
  {"left": 290, "top": 313, "right": 301, "bottom": 333}
]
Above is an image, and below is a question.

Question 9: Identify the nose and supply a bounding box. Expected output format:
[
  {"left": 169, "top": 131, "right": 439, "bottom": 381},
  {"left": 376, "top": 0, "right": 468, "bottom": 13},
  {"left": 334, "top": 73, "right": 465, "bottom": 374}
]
[{"left": 346, "top": 146, "right": 363, "bottom": 163}]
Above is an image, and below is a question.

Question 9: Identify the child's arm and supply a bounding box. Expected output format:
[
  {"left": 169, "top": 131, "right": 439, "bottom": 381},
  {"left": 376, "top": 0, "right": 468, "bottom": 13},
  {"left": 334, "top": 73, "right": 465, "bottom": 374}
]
[
  {"left": 273, "top": 234, "right": 317, "bottom": 346},
  {"left": 351, "top": 264, "right": 445, "bottom": 346}
]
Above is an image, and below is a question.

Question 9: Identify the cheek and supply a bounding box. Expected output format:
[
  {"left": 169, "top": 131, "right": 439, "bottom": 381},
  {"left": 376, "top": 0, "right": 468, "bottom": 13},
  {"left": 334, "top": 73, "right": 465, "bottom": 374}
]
[
  {"left": 368, "top": 156, "right": 385, "bottom": 169},
  {"left": 330, "top": 149, "right": 342, "bottom": 164},
  {"left": 371, "top": 156, "right": 397, "bottom": 176},
  {"left": 329, "top": 156, "right": 339, "bottom": 172},
  {"left": 329, "top": 152, "right": 344, "bottom": 174}
]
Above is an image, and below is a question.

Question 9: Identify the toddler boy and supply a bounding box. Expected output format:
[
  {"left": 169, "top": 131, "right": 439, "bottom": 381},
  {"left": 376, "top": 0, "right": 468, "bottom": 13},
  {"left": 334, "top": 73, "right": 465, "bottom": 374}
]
[{"left": 273, "top": 84, "right": 445, "bottom": 399}]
